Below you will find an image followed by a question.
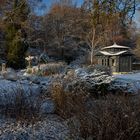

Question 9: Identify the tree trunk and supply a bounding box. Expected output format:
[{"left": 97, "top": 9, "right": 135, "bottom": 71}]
[
  {"left": 90, "top": 28, "right": 95, "bottom": 65},
  {"left": 91, "top": 46, "right": 94, "bottom": 65}
]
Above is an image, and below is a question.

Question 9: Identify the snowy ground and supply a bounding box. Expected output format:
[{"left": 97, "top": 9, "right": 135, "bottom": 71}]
[
  {"left": 112, "top": 72, "right": 140, "bottom": 94},
  {"left": 113, "top": 72, "right": 140, "bottom": 81}
]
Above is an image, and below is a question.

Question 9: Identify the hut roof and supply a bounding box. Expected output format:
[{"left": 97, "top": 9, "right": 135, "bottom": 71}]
[
  {"left": 96, "top": 50, "right": 133, "bottom": 56},
  {"left": 99, "top": 50, "right": 127, "bottom": 56},
  {"left": 102, "top": 43, "right": 129, "bottom": 50}
]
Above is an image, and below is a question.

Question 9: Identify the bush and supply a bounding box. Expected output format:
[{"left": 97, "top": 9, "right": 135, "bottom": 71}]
[
  {"left": 1, "top": 86, "right": 40, "bottom": 122},
  {"left": 51, "top": 80, "right": 89, "bottom": 118},
  {"left": 87, "top": 65, "right": 112, "bottom": 75},
  {"left": 40, "top": 62, "right": 67, "bottom": 76},
  {"left": 51, "top": 81, "right": 140, "bottom": 139},
  {"left": 7, "top": 37, "right": 28, "bottom": 69}
]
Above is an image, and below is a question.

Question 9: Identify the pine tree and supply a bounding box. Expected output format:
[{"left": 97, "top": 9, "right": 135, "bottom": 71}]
[{"left": 5, "top": 0, "right": 29, "bottom": 69}]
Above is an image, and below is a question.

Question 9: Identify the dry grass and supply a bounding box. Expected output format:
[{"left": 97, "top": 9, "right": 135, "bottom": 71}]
[
  {"left": 40, "top": 62, "right": 67, "bottom": 76},
  {"left": 51, "top": 81, "right": 140, "bottom": 140},
  {"left": 51, "top": 78, "right": 89, "bottom": 117}
]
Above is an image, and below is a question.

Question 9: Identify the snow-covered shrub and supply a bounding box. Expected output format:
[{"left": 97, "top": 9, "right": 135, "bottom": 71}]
[
  {"left": 64, "top": 67, "right": 113, "bottom": 97},
  {"left": 69, "top": 56, "right": 87, "bottom": 68},
  {"left": 1, "top": 88, "right": 38, "bottom": 120},
  {"left": 39, "top": 99, "right": 55, "bottom": 115},
  {"left": 87, "top": 65, "right": 112, "bottom": 75},
  {"left": 0, "top": 80, "right": 41, "bottom": 120},
  {"left": 51, "top": 67, "right": 113, "bottom": 120},
  {"left": 51, "top": 70, "right": 140, "bottom": 139},
  {"left": 40, "top": 62, "right": 67, "bottom": 76},
  {"left": 50, "top": 66, "right": 113, "bottom": 102}
]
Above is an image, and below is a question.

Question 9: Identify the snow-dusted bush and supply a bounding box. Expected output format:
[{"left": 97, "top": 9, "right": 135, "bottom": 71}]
[
  {"left": 86, "top": 65, "right": 112, "bottom": 75},
  {"left": 0, "top": 80, "right": 41, "bottom": 119},
  {"left": 38, "top": 62, "right": 67, "bottom": 76},
  {"left": 52, "top": 86, "right": 140, "bottom": 140},
  {"left": 24, "top": 62, "right": 67, "bottom": 76},
  {"left": 64, "top": 67, "right": 113, "bottom": 97},
  {"left": 51, "top": 67, "right": 113, "bottom": 119},
  {"left": 39, "top": 99, "right": 55, "bottom": 115}
]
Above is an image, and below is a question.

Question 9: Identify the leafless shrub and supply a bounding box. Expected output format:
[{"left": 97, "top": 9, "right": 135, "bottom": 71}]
[
  {"left": 1, "top": 86, "right": 40, "bottom": 122},
  {"left": 51, "top": 80, "right": 140, "bottom": 139},
  {"left": 40, "top": 62, "right": 67, "bottom": 76},
  {"left": 51, "top": 80, "right": 89, "bottom": 117},
  {"left": 87, "top": 65, "right": 112, "bottom": 76}
]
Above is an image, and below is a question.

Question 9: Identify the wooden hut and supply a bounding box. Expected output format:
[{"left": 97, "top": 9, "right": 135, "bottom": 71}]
[{"left": 96, "top": 43, "right": 133, "bottom": 73}]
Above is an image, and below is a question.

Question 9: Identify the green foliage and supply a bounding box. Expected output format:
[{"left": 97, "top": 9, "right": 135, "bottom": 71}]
[
  {"left": 4, "top": 0, "right": 30, "bottom": 69},
  {"left": 7, "top": 34, "right": 28, "bottom": 69}
]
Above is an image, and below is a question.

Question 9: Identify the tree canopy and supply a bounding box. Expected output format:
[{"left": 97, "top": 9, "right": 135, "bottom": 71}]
[{"left": 0, "top": 0, "right": 139, "bottom": 67}]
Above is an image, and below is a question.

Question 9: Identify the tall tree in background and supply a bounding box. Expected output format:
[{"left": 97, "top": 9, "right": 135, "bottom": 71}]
[
  {"left": 4, "top": 0, "right": 30, "bottom": 69},
  {"left": 44, "top": 0, "right": 87, "bottom": 62},
  {"left": 0, "top": 0, "right": 138, "bottom": 67},
  {"left": 44, "top": 0, "right": 78, "bottom": 45},
  {"left": 0, "top": 0, "right": 45, "bottom": 69},
  {"left": 82, "top": 0, "right": 138, "bottom": 64},
  {"left": 134, "top": 8, "right": 140, "bottom": 57}
]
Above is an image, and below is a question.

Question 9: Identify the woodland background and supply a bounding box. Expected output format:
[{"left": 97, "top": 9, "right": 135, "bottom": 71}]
[{"left": 0, "top": 0, "right": 140, "bottom": 69}]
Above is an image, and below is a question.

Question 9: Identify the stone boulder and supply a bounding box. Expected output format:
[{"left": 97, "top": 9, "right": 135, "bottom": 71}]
[
  {"left": 2, "top": 68, "right": 18, "bottom": 81},
  {"left": 39, "top": 99, "right": 55, "bottom": 116}
]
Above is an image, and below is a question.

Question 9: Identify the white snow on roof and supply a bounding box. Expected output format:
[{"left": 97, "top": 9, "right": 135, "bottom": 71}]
[
  {"left": 99, "top": 50, "right": 127, "bottom": 56},
  {"left": 102, "top": 43, "right": 129, "bottom": 50}
]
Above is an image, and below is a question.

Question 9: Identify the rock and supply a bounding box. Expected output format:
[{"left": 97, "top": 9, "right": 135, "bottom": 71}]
[
  {"left": 23, "top": 72, "right": 32, "bottom": 77},
  {"left": 2, "top": 68, "right": 18, "bottom": 81},
  {"left": 40, "top": 99, "right": 55, "bottom": 115}
]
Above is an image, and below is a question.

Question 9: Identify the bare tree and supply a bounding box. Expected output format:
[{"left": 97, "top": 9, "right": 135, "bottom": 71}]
[{"left": 81, "top": 0, "right": 138, "bottom": 65}]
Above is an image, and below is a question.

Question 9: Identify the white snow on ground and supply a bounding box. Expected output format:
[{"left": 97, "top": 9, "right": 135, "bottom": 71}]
[
  {"left": 113, "top": 72, "right": 140, "bottom": 94},
  {"left": 114, "top": 72, "right": 140, "bottom": 81}
]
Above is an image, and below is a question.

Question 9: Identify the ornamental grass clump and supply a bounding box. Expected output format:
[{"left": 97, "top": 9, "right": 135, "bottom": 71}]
[{"left": 51, "top": 79, "right": 140, "bottom": 140}]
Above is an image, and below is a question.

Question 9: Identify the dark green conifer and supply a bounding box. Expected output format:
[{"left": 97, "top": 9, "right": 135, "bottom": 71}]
[{"left": 5, "top": 0, "right": 29, "bottom": 69}]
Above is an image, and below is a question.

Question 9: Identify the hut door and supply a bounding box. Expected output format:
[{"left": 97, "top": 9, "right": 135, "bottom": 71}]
[{"left": 111, "top": 58, "right": 116, "bottom": 72}]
